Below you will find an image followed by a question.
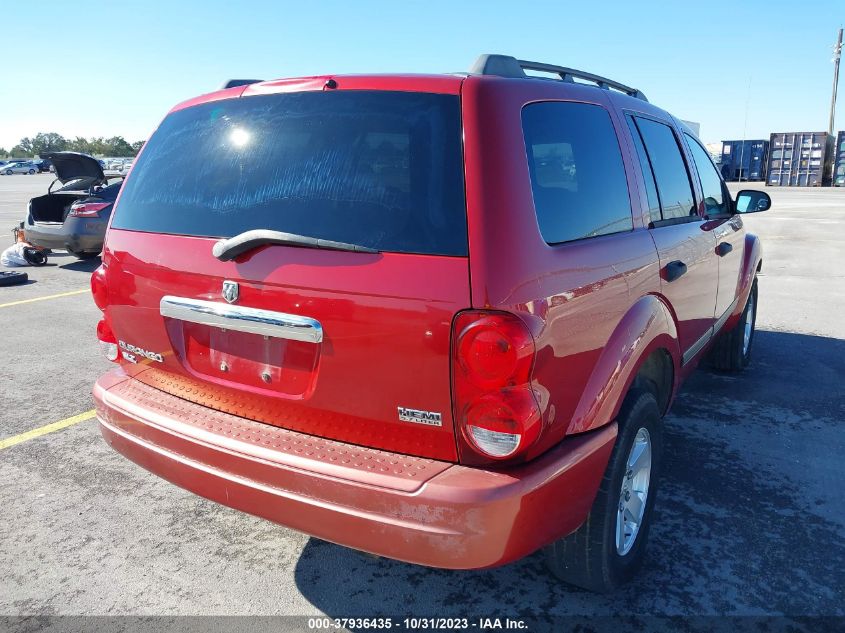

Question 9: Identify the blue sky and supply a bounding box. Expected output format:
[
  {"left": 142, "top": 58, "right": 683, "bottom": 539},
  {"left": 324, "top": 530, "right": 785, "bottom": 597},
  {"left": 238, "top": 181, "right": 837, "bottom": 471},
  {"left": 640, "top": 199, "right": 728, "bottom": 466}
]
[{"left": 0, "top": 0, "right": 842, "bottom": 149}]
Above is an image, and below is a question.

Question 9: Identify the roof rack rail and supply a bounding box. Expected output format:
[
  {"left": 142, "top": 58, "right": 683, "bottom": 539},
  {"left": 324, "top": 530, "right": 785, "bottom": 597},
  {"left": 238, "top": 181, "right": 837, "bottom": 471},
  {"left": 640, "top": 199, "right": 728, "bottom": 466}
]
[
  {"left": 220, "top": 79, "right": 264, "bottom": 89},
  {"left": 469, "top": 54, "right": 648, "bottom": 102}
]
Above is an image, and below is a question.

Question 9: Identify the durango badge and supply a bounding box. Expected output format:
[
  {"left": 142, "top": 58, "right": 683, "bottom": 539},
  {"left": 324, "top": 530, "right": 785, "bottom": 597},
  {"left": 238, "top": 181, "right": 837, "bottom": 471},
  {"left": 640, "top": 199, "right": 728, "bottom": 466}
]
[
  {"left": 222, "top": 280, "right": 239, "bottom": 304},
  {"left": 398, "top": 407, "right": 442, "bottom": 427},
  {"left": 118, "top": 341, "right": 164, "bottom": 363}
]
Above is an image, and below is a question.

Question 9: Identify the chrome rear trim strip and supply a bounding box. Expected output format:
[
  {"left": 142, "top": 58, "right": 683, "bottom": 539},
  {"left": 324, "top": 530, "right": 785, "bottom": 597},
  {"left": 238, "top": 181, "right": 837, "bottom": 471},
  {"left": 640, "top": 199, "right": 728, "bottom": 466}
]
[
  {"left": 681, "top": 297, "right": 740, "bottom": 366},
  {"left": 713, "top": 296, "right": 739, "bottom": 335},
  {"left": 160, "top": 296, "right": 323, "bottom": 343},
  {"left": 682, "top": 327, "right": 712, "bottom": 366}
]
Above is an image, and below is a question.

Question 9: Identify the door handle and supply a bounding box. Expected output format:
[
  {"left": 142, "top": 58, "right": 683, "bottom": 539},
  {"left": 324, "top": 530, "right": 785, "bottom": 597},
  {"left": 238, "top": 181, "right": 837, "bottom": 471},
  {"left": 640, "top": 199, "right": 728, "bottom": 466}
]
[
  {"left": 664, "top": 260, "right": 687, "bottom": 282},
  {"left": 716, "top": 242, "right": 733, "bottom": 257}
]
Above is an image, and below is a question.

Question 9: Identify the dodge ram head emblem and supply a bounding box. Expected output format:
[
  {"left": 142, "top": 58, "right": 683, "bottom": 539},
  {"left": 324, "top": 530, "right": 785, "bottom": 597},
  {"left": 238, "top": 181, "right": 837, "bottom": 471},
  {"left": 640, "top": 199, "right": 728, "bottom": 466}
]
[{"left": 222, "top": 280, "right": 239, "bottom": 304}]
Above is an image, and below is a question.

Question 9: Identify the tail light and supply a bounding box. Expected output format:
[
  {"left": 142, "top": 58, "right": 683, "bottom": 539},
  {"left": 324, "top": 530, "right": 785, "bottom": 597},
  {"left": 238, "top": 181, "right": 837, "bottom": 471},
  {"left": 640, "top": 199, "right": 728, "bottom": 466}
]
[
  {"left": 69, "top": 202, "right": 109, "bottom": 217},
  {"left": 90, "top": 264, "right": 109, "bottom": 310},
  {"left": 92, "top": 264, "right": 118, "bottom": 361},
  {"left": 452, "top": 311, "right": 542, "bottom": 462},
  {"left": 97, "top": 318, "right": 119, "bottom": 362}
]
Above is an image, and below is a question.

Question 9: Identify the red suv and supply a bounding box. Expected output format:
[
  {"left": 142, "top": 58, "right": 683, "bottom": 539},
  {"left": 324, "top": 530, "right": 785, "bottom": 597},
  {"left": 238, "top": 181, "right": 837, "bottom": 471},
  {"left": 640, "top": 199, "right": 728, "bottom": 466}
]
[{"left": 92, "top": 54, "right": 769, "bottom": 592}]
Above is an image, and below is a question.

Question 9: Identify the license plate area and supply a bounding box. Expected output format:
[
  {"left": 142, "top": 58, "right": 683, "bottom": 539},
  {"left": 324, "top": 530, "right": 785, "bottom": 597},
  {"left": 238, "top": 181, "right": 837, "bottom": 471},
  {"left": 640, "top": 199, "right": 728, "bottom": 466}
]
[{"left": 171, "top": 322, "right": 320, "bottom": 398}]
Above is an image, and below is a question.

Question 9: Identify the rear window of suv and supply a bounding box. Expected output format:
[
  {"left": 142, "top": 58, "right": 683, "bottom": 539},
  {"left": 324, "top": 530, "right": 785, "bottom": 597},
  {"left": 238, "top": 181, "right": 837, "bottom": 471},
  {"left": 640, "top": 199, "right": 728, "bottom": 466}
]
[{"left": 111, "top": 91, "right": 467, "bottom": 256}]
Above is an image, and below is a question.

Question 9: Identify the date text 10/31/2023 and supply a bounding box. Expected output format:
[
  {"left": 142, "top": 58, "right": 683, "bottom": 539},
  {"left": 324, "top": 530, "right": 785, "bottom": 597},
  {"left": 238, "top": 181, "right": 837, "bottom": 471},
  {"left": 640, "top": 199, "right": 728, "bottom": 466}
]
[{"left": 306, "top": 617, "right": 529, "bottom": 630}]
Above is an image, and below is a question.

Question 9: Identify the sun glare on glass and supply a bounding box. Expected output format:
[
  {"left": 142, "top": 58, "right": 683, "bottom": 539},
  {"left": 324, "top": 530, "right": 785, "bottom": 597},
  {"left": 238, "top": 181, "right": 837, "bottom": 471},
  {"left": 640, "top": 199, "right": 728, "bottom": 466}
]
[{"left": 229, "top": 127, "right": 250, "bottom": 147}]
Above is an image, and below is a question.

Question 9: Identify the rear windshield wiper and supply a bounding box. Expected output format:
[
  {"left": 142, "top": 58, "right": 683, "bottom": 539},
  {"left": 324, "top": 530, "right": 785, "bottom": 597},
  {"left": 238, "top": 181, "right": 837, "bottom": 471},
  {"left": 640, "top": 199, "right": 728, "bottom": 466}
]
[{"left": 212, "top": 229, "right": 379, "bottom": 261}]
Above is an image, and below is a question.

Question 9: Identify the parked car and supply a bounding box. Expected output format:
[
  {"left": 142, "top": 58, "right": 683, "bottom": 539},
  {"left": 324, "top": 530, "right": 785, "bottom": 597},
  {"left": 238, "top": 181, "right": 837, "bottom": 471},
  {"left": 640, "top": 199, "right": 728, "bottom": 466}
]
[
  {"left": 118, "top": 159, "right": 133, "bottom": 172},
  {"left": 35, "top": 159, "right": 53, "bottom": 173},
  {"left": 3, "top": 161, "right": 37, "bottom": 175},
  {"left": 24, "top": 152, "right": 122, "bottom": 259},
  {"left": 91, "top": 54, "right": 769, "bottom": 592}
]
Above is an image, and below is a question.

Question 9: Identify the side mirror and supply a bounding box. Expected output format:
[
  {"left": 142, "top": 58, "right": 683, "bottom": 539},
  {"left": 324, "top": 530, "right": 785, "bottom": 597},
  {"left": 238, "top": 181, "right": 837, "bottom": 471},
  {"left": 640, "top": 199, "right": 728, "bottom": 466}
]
[{"left": 735, "top": 190, "right": 771, "bottom": 214}]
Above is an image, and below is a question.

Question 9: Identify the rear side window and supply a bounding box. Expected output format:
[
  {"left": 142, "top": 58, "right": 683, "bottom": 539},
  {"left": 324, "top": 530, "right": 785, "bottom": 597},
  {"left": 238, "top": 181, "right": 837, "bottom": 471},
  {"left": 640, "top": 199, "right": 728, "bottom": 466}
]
[
  {"left": 626, "top": 117, "right": 661, "bottom": 225},
  {"left": 522, "top": 102, "right": 632, "bottom": 244},
  {"left": 111, "top": 91, "right": 467, "bottom": 256},
  {"left": 632, "top": 117, "right": 696, "bottom": 222}
]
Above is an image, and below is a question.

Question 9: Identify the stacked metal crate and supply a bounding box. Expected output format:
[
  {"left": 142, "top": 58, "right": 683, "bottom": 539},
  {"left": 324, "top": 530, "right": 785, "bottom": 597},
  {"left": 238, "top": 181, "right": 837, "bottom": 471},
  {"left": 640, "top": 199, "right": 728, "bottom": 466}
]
[
  {"left": 719, "top": 140, "right": 769, "bottom": 181},
  {"left": 833, "top": 131, "right": 845, "bottom": 186},
  {"left": 767, "top": 132, "right": 834, "bottom": 186}
]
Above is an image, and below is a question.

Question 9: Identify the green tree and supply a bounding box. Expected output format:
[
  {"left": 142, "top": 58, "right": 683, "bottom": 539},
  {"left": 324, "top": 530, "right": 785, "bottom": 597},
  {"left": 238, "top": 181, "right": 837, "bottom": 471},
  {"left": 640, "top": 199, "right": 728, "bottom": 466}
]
[
  {"left": 67, "top": 137, "right": 92, "bottom": 154},
  {"left": 85, "top": 137, "right": 108, "bottom": 156},
  {"left": 8, "top": 133, "right": 148, "bottom": 159},
  {"left": 10, "top": 144, "right": 33, "bottom": 158},
  {"left": 103, "top": 136, "right": 134, "bottom": 156},
  {"left": 12, "top": 138, "right": 34, "bottom": 157},
  {"left": 31, "top": 132, "right": 68, "bottom": 156}
]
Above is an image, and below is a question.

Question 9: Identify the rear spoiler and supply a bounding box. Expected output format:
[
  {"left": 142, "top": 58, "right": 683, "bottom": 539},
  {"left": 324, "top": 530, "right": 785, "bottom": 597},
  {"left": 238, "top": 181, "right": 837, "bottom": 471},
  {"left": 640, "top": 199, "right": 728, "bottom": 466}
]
[{"left": 220, "top": 79, "right": 263, "bottom": 89}]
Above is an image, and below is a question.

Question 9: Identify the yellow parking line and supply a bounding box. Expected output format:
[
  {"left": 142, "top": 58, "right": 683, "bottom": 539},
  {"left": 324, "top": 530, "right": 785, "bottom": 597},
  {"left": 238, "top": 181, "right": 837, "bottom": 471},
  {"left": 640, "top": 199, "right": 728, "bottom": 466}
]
[
  {"left": 0, "top": 288, "right": 89, "bottom": 309},
  {"left": 0, "top": 410, "right": 96, "bottom": 450}
]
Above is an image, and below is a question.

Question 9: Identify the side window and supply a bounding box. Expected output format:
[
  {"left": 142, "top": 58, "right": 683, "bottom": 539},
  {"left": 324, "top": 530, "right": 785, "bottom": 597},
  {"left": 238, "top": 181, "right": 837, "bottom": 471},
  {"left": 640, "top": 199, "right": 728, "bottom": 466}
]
[
  {"left": 626, "top": 117, "right": 661, "bottom": 224},
  {"left": 685, "top": 133, "right": 730, "bottom": 217},
  {"left": 522, "top": 102, "right": 633, "bottom": 244},
  {"left": 633, "top": 117, "right": 697, "bottom": 222}
]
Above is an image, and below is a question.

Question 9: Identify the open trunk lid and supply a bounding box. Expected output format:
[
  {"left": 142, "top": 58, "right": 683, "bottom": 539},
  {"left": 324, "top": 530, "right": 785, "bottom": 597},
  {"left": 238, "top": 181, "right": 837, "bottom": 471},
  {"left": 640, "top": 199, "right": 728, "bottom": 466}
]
[
  {"left": 102, "top": 87, "right": 468, "bottom": 462},
  {"left": 43, "top": 151, "right": 106, "bottom": 192}
]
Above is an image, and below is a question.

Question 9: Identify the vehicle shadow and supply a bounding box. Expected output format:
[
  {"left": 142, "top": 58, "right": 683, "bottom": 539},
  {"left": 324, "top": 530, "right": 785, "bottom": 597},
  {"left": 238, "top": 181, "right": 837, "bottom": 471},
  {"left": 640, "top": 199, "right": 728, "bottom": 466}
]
[
  {"left": 59, "top": 257, "right": 101, "bottom": 272},
  {"left": 293, "top": 330, "right": 845, "bottom": 617}
]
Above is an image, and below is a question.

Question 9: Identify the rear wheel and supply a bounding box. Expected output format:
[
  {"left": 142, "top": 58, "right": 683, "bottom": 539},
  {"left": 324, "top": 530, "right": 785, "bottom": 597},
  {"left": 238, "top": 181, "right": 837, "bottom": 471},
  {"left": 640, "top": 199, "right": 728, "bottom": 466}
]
[
  {"left": 545, "top": 389, "right": 662, "bottom": 592},
  {"left": 28, "top": 169, "right": 35, "bottom": 175},
  {"left": 4, "top": 170, "right": 11, "bottom": 175},
  {"left": 709, "top": 279, "right": 757, "bottom": 372}
]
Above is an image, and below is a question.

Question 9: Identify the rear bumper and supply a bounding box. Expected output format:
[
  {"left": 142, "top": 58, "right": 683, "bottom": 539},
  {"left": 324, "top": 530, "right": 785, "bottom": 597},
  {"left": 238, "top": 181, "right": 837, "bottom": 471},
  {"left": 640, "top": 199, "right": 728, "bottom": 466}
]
[
  {"left": 94, "top": 368, "right": 616, "bottom": 569},
  {"left": 25, "top": 218, "right": 105, "bottom": 253}
]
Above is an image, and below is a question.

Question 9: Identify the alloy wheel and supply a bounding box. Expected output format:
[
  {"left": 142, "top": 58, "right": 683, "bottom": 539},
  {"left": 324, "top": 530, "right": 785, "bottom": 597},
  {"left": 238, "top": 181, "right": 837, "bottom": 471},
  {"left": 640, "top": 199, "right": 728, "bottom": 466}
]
[
  {"left": 742, "top": 293, "right": 755, "bottom": 356},
  {"left": 616, "top": 427, "right": 652, "bottom": 556}
]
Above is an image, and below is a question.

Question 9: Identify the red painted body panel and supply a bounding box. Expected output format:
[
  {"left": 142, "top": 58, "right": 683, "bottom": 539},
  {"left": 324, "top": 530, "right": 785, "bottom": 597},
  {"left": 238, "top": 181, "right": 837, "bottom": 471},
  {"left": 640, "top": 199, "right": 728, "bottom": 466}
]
[
  {"left": 94, "top": 367, "right": 616, "bottom": 569},
  {"left": 241, "top": 74, "right": 463, "bottom": 97},
  {"left": 459, "top": 77, "right": 677, "bottom": 459},
  {"left": 93, "top": 70, "right": 764, "bottom": 569},
  {"left": 712, "top": 216, "right": 746, "bottom": 317},
  {"left": 647, "top": 222, "right": 718, "bottom": 350},
  {"left": 170, "top": 85, "right": 249, "bottom": 113},
  {"left": 101, "top": 229, "right": 470, "bottom": 461}
]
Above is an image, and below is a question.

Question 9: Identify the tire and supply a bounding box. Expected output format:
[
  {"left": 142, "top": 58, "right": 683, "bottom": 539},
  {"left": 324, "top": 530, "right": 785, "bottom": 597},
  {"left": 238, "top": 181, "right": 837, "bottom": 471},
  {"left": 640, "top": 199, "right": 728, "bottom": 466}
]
[
  {"left": 70, "top": 250, "right": 101, "bottom": 260},
  {"left": 28, "top": 169, "right": 35, "bottom": 175},
  {"left": 545, "top": 389, "right": 663, "bottom": 593},
  {"left": 708, "top": 279, "right": 757, "bottom": 372},
  {"left": 0, "top": 271, "right": 28, "bottom": 286},
  {"left": 4, "top": 170, "right": 11, "bottom": 175}
]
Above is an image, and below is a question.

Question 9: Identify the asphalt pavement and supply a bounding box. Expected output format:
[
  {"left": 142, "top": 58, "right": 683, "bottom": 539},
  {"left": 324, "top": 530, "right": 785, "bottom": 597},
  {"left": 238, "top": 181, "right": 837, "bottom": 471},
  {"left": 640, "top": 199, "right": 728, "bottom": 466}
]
[{"left": 0, "top": 173, "right": 843, "bottom": 624}]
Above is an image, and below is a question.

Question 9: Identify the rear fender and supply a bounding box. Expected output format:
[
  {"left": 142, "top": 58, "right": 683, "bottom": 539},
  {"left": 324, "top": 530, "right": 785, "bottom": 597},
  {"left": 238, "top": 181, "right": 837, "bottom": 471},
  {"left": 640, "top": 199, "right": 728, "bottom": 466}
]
[{"left": 566, "top": 294, "right": 680, "bottom": 435}]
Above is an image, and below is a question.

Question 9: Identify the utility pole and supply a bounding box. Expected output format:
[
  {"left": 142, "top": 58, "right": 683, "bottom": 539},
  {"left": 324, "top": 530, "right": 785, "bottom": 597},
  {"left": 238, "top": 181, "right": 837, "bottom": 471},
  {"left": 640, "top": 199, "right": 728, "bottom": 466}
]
[{"left": 830, "top": 28, "right": 842, "bottom": 136}]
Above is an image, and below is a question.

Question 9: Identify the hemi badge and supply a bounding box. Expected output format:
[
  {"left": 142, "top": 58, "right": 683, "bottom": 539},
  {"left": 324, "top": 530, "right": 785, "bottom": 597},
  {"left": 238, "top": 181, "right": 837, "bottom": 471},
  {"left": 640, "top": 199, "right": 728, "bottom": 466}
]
[{"left": 398, "top": 407, "right": 442, "bottom": 427}]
